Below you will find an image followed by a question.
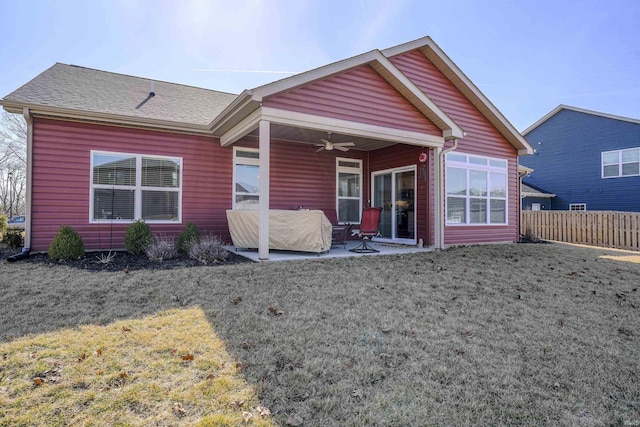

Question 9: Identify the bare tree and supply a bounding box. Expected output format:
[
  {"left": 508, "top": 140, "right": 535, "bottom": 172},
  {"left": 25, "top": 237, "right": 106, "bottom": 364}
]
[{"left": 0, "top": 111, "right": 27, "bottom": 217}]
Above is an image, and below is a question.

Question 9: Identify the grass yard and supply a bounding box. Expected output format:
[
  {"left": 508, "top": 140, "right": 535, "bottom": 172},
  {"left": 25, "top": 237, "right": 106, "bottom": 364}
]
[{"left": 1, "top": 242, "right": 639, "bottom": 426}]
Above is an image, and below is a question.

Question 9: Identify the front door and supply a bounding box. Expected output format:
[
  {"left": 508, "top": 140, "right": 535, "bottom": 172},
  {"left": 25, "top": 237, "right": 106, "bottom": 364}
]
[{"left": 372, "top": 167, "right": 416, "bottom": 243}]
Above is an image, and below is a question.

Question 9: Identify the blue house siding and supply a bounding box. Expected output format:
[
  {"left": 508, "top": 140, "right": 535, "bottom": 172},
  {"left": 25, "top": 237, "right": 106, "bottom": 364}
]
[{"left": 520, "top": 108, "right": 640, "bottom": 212}]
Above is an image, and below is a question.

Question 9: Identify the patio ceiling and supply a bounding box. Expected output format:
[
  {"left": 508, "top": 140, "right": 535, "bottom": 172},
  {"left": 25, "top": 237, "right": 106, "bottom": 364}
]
[{"left": 246, "top": 123, "right": 399, "bottom": 152}]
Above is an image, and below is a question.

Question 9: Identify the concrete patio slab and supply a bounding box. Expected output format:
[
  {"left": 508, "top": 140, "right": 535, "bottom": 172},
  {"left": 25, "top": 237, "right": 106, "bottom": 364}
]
[{"left": 225, "top": 240, "right": 434, "bottom": 262}]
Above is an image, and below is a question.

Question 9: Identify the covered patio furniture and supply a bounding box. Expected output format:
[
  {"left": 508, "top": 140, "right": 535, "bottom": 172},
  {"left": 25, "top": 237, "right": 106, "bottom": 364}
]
[
  {"left": 349, "top": 207, "right": 382, "bottom": 253},
  {"left": 226, "top": 209, "right": 332, "bottom": 254},
  {"left": 322, "top": 209, "right": 353, "bottom": 249}
]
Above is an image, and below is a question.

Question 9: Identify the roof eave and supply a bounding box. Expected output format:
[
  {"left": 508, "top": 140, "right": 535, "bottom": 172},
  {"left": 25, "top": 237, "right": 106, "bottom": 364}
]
[
  {"left": 1, "top": 99, "right": 213, "bottom": 136},
  {"left": 227, "top": 49, "right": 463, "bottom": 139},
  {"left": 208, "top": 90, "right": 258, "bottom": 134},
  {"left": 523, "top": 104, "right": 640, "bottom": 136},
  {"left": 522, "top": 191, "right": 556, "bottom": 198}
]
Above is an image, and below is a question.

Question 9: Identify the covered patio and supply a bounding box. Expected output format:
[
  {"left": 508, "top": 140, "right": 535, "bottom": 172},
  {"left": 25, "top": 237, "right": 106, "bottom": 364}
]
[
  {"left": 226, "top": 239, "right": 433, "bottom": 262},
  {"left": 212, "top": 46, "right": 466, "bottom": 260}
]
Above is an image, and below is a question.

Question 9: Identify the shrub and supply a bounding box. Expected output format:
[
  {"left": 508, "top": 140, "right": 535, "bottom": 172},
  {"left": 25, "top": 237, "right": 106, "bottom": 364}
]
[
  {"left": 187, "top": 234, "right": 229, "bottom": 264},
  {"left": 124, "top": 219, "right": 153, "bottom": 255},
  {"left": 2, "top": 229, "right": 24, "bottom": 248},
  {"left": 177, "top": 222, "right": 200, "bottom": 253},
  {"left": 145, "top": 234, "right": 178, "bottom": 261},
  {"left": 0, "top": 214, "right": 7, "bottom": 235},
  {"left": 48, "top": 225, "right": 85, "bottom": 260}
]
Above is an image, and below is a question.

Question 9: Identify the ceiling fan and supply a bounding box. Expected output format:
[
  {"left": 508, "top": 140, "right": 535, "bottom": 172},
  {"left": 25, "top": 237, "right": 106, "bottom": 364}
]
[{"left": 314, "top": 132, "right": 355, "bottom": 152}]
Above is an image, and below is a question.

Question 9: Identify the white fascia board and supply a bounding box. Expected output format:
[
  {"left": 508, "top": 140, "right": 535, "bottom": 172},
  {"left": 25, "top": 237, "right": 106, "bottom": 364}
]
[
  {"left": 521, "top": 105, "right": 564, "bottom": 136},
  {"left": 384, "top": 37, "right": 534, "bottom": 155},
  {"left": 522, "top": 191, "right": 556, "bottom": 198},
  {"left": 219, "top": 108, "right": 262, "bottom": 146},
  {"left": 250, "top": 51, "right": 382, "bottom": 101},
  {"left": 1, "top": 100, "right": 213, "bottom": 135},
  {"left": 522, "top": 104, "right": 640, "bottom": 136},
  {"left": 208, "top": 90, "right": 253, "bottom": 132},
  {"left": 381, "top": 36, "right": 436, "bottom": 57},
  {"left": 261, "top": 106, "right": 444, "bottom": 148},
  {"left": 248, "top": 48, "right": 462, "bottom": 140},
  {"left": 370, "top": 55, "right": 464, "bottom": 139}
]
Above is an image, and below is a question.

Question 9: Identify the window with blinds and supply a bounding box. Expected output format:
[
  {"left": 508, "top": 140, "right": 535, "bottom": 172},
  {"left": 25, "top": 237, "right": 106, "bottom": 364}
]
[{"left": 91, "top": 151, "right": 182, "bottom": 223}]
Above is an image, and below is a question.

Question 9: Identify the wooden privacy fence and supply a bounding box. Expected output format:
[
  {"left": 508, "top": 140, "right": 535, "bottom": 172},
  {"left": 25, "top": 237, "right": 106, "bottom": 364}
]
[{"left": 521, "top": 211, "right": 640, "bottom": 251}]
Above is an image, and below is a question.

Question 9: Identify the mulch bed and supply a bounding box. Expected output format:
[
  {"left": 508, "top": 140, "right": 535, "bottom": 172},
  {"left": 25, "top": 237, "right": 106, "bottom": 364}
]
[{"left": 0, "top": 246, "right": 251, "bottom": 271}]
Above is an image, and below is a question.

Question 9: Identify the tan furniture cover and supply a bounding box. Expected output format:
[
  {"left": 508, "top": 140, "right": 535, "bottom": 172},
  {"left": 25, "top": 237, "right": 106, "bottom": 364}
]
[{"left": 226, "top": 209, "right": 333, "bottom": 253}]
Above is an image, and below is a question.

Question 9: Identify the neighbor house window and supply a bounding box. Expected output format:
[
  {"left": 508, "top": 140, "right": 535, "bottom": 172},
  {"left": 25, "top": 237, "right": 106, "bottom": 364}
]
[
  {"left": 602, "top": 147, "right": 640, "bottom": 178},
  {"left": 336, "top": 158, "right": 362, "bottom": 223},
  {"left": 233, "top": 147, "right": 260, "bottom": 209},
  {"left": 569, "top": 203, "right": 586, "bottom": 211},
  {"left": 445, "top": 153, "right": 508, "bottom": 225},
  {"left": 91, "top": 151, "right": 181, "bottom": 222}
]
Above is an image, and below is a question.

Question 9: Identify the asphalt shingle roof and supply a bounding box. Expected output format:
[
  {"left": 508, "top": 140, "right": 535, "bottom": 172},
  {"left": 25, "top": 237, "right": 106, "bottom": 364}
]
[{"left": 2, "top": 63, "right": 238, "bottom": 126}]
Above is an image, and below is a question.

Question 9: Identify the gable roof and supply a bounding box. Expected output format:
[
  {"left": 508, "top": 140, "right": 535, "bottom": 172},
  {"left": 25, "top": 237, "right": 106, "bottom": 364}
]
[
  {"left": 209, "top": 49, "right": 464, "bottom": 140},
  {"left": 1, "top": 37, "right": 531, "bottom": 154},
  {"left": 383, "top": 37, "right": 533, "bottom": 155},
  {"left": 1, "top": 63, "right": 237, "bottom": 132},
  {"left": 523, "top": 104, "right": 640, "bottom": 136}
]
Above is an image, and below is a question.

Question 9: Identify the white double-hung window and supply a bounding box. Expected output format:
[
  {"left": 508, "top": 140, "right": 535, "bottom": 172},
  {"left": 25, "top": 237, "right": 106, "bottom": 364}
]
[
  {"left": 233, "top": 147, "right": 260, "bottom": 209},
  {"left": 602, "top": 147, "right": 640, "bottom": 178},
  {"left": 446, "top": 153, "right": 508, "bottom": 225},
  {"left": 91, "top": 151, "right": 182, "bottom": 223},
  {"left": 336, "top": 158, "right": 362, "bottom": 223}
]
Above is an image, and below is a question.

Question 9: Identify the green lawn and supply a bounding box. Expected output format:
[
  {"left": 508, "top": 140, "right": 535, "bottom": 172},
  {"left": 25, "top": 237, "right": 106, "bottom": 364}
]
[{"left": 1, "top": 242, "right": 639, "bottom": 426}]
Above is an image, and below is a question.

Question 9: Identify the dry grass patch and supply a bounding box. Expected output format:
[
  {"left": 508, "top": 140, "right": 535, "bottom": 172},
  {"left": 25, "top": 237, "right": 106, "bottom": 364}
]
[
  {"left": 600, "top": 254, "right": 640, "bottom": 264},
  {"left": 0, "top": 308, "right": 274, "bottom": 426},
  {"left": 1, "top": 242, "right": 639, "bottom": 425}
]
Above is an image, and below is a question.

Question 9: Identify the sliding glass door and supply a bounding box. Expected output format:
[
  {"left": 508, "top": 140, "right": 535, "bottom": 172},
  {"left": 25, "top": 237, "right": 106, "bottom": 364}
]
[{"left": 372, "top": 167, "right": 416, "bottom": 243}]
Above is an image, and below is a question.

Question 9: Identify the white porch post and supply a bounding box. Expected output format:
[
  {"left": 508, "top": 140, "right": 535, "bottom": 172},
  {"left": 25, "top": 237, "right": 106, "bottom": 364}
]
[{"left": 258, "top": 120, "right": 271, "bottom": 260}]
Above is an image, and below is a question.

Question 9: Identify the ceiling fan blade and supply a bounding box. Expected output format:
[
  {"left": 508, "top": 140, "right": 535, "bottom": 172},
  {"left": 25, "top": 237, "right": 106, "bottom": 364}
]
[
  {"left": 320, "top": 139, "right": 330, "bottom": 145},
  {"left": 334, "top": 145, "right": 350, "bottom": 152},
  {"left": 335, "top": 142, "right": 355, "bottom": 147},
  {"left": 315, "top": 146, "right": 325, "bottom": 152}
]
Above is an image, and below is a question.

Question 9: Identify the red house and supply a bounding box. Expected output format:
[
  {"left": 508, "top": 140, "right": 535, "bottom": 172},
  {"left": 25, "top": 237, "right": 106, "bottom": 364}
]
[{"left": 0, "top": 37, "right": 533, "bottom": 259}]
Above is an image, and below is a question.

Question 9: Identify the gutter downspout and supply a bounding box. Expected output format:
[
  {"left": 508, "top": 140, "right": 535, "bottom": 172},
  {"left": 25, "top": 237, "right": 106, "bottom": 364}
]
[
  {"left": 22, "top": 107, "right": 33, "bottom": 252},
  {"left": 517, "top": 164, "right": 531, "bottom": 237},
  {"left": 435, "top": 139, "right": 458, "bottom": 249}
]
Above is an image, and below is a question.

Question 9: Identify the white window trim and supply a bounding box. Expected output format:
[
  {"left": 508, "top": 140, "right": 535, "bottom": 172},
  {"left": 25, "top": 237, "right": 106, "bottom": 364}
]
[
  {"left": 602, "top": 147, "right": 640, "bottom": 178},
  {"left": 445, "top": 152, "right": 509, "bottom": 226},
  {"left": 569, "top": 203, "right": 586, "bottom": 211},
  {"left": 233, "top": 147, "right": 260, "bottom": 210},
  {"left": 90, "top": 150, "right": 183, "bottom": 224},
  {"left": 336, "top": 158, "right": 363, "bottom": 224}
]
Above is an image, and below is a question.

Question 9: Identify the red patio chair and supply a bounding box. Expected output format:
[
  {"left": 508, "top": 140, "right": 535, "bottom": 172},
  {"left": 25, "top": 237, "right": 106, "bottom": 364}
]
[{"left": 349, "top": 207, "right": 382, "bottom": 253}]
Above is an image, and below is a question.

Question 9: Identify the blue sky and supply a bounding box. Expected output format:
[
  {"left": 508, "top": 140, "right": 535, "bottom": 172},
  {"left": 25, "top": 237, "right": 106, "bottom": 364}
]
[{"left": 1, "top": 0, "right": 638, "bottom": 131}]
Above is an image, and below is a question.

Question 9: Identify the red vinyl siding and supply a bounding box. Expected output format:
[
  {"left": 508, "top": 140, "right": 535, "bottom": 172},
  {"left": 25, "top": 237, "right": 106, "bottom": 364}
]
[
  {"left": 30, "top": 120, "right": 368, "bottom": 251},
  {"left": 30, "top": 118, "right": 233, "bottom": 251},
  {"left": 263, "top": 65, "right": 442, "bottom": 136},
  {"left": 29, "top": 50, "right": 521, "bottom": 251},
  {"left": 390, "top": 51, "right": 519, "bottom": 244},
  {"left": 234, "top": 137, "right": 368, "bottom": 212},
  {"left": 368, "top": 145, "right": 432, "bottom": 244},
  {"left": 271, "top": 141, "right": 367, "bottom": 211}
]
